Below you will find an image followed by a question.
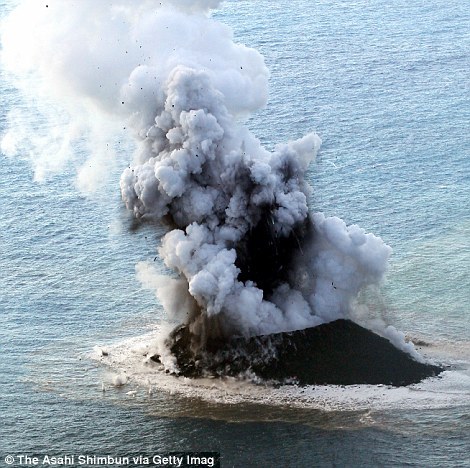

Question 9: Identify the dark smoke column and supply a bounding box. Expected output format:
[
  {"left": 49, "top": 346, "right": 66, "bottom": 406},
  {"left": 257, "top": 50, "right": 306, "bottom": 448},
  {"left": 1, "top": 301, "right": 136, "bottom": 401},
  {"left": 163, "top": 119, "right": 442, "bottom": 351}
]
[
  {"left": 121, "top": 65, "right": 322, "bottom": 346},
  {"left": 118, "top": 2, "right": 399, "bottom": 359},
  {"left": 0, "top": 0, "right": 393, "bottom": 348}
]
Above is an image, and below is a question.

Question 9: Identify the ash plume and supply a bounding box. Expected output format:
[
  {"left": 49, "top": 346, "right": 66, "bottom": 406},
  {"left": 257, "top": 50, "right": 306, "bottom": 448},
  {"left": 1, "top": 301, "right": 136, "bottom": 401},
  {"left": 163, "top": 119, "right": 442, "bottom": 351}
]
[{"left": 1, "top": 0, "right": 412, "bottom": 361}]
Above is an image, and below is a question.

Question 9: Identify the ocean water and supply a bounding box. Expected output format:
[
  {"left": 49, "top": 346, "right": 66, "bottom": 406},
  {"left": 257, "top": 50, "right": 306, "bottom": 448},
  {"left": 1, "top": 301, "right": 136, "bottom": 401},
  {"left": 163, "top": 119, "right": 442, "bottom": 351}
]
[{"left": 1, "top": 1, "right": 469, "bottom": 467}]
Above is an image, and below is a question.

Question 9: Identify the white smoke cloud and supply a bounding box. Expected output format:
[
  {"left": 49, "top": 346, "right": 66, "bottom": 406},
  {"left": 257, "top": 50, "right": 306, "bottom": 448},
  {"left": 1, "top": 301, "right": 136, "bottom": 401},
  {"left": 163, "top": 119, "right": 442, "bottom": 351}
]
[
  {"left": 2, "top": 0, "right": 415, "bottom": 357},
  {"left": 1, "top": 0, "right": 267, "bottom": 184}
]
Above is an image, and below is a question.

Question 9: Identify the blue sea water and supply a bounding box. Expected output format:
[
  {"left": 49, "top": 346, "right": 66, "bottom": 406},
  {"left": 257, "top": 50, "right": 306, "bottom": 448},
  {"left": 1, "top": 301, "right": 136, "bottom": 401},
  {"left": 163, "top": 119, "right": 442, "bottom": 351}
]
[{"left": 1, "top": 0, "right": 469, "bottom": 467}]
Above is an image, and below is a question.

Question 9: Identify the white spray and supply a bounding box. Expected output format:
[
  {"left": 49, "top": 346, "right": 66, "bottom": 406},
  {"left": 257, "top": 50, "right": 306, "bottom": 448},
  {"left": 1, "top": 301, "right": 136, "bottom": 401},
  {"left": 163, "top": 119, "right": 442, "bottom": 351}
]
[{"left": 2, "top": 0, "right": 416, "bottom": 358}]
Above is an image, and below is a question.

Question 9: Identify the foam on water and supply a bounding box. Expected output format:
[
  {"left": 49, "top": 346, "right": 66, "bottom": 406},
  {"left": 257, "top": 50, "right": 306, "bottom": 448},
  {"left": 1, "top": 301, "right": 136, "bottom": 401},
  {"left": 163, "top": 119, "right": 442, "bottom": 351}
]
[{"left": 89, "top": 328, "right": 470, "bottom": 414}]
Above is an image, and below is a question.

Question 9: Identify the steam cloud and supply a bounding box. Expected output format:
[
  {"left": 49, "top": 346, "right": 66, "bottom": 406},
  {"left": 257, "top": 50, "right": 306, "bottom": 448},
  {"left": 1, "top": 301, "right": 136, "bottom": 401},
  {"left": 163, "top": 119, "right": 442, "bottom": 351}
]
[{"left": 2, "top": 0, "right": 413, "bottom": 357}]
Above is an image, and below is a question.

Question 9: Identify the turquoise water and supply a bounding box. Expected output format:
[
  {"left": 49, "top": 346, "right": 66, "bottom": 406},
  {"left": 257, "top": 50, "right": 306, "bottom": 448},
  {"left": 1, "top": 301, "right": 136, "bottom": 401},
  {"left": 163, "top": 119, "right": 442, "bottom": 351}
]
[{"left": 1, "top": 0, "right": 469, "bottom": 466}]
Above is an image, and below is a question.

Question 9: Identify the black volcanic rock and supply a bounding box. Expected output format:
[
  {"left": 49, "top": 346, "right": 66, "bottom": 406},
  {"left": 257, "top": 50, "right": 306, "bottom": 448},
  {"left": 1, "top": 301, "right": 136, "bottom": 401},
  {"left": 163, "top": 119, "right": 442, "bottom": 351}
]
[{"left": 154, "top": 319, "right": 443, "bottom": 386}]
